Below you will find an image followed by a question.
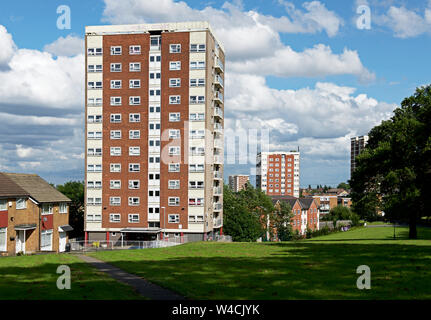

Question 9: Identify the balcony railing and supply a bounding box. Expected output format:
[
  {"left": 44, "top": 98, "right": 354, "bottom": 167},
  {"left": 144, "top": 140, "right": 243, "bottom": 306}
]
[
  {"left": 213, "top": 217, "right": 223, "bottom": 228},
  {"left": 214, "top": 107, "right": 223, "bottom": 119},
  {"left": 214, "top": 171, "right": 223, "bottom": 179},
  {"left": 214, "top": 91, "right": 223, "bottom": 103},
  {"left": 214, "top": 75, "right": 224, "bottom": 88},
  {"left": 214, "top": 155, "right": 223, "bottom": 164},
  {"left": 213, "top": 203, "right": 223, "bottom": 211},
  {"left": 213, "top": 186, "right": 222, "bottom": 195},
  {"left": 214, "top": 139, "right": 223, "bottom": 149},
  {"left": 215, "top": 58, "right": 224, "bottom": 73},
  {"left": 214, "top": 122, "right": 223, "bottom": 133}
]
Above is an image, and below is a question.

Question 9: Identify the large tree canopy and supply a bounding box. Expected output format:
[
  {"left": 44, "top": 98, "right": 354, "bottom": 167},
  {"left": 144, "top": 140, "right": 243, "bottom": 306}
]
[
  {"left": 350, "top": 85, "right": 431, "bottom": 239},
  {"left": 56, "top": 181, "right": 84, "bottom": 239}
]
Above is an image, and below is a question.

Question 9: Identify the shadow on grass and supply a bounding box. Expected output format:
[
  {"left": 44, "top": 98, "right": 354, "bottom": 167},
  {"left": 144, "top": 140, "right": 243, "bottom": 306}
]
[
  {"left": 0, "top": 258, "right": 144, "bottom": 300},
  {"left": 89, "top": 241, "right": 431, "bottom": 300}
]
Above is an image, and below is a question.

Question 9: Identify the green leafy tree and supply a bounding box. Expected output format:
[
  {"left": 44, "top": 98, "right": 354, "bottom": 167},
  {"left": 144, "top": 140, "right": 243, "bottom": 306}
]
[
  {"left": 272, "top": 201, "right": 294, "bottom": 241},
  {"left": 337, "top": 182, "right": 350, "bottom": 190},
  {"left": 56, "top": 181, "right": 84, "bottom": 238},
  {"left": 351, "top": 85, "right": 431, "bottom": 239}
]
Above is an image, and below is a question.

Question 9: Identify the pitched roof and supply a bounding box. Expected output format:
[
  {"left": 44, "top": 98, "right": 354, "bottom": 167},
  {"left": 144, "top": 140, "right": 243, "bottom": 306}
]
[
  {"left": 1, "top": 173, "right": 71, "bottom": 203},
  {"left": 299, "top": 198, "right": 315, "bottom": 210},
  {"left": 0, "top": 173, "right": 30, "bottom": 198},
  {"left": 271, "top": 195, "right": 298, "bottom": 208}
]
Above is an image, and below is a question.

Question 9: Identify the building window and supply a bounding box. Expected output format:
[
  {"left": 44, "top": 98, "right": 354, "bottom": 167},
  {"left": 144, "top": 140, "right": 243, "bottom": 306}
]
[
  {"left": 129, "top": 79, "right": 141, "bottom": 88},
  {"left": 129, "top": 147, "right": 140, "bottom": 156},
  {"left": 41, "top": 230, "right": 53, "bottom": 251},
  {"left": 109, "top": 214, "right": 121, "bottom": 223},
  {"left": 168, "top": 214, "right": 180, "bottom": 223},
  {"left": 88, "top": 131, "right": 102, "bottom": 139},
  {"left": 129, "top": 96, "right": 141, "bottom": 105},
  {"left": 87, "top": 197, "right": 102, "bottom": 205},
  {"left": 189, "top": 198, "right": 204, "bottom": 206},
  {"left": 169, "top": 78, "right": 181, "bottom": 87},
  {"left": 129, "top": 62, "right": 141, "bottom": 72},
  {"left": 0, "top": 228, "right": 6, "bottom": 252},
  {"left": 129, "top": 130, "right": 140, "bottom": 139},
  {"left": 88, "top": 64, "right": 102, "bottom": 73},
  {"left": 128, "top": 214, "right": 140, "bottom": 223},
  {"left": 190, "top": 96, "right": 205, "bottom": 104},
  {"left": 87, "top": 181, "right": 102, "bottom": 189},
  {"left": 87, "top": 98, "right": 102, "bottom": 106},
  {"left": 110, "top": 130, "right": 121, "bottom": 139},
  {"left": 169, "top": 129, "right": 180, "bottom": 139},
  {"left": 0, "top": 200, "right": 7, "bottom": 211},
  {"left": 169, "top": 146, "right": 180, "bottom": 156},
  {"left": 110, "top": 114, "right": 122, "bottom": 123},
  {"left": 189, "top": 164, "right": 204, "bottom": 172},
  {"left": 110, "top": 180, "right": 121, "bottom": 189},
  {"left": 129, "top": 163, "right": 140, "bottom": 172},
  {"left": 110, "top": 147, "right": 121, "bottom": 156},
  {"left": 41, "top": 204, "right": 53, "bottom": 215},
  {"left": 190, "top": 61, "right": 205, "bottom": 69},
  {"left": 110, "top": 97, "right": 122, "bottom": 106},
  {"left": 110, "top": 46, "right": 122, "bottom": 55},
  {"left": 129, "top": 45, "right": 141, "bottom": 55},
  {"left": 169, "top": 44, "right": 181, "bottom": 53},
  {"left": 110, "top": 197, "right": 121, "bottom": 206},
  {"left": 88, "top": 81, "right": 102, "bottom": 89},
  {"left": 16, "top": 198, "right": 26, "bottom": 210},
  {"left": 129, "top": 180, "right": 140, "bottom": 189},
  {"left": 110, "top": 63, "right": 122, "bottom": 72},
  {"left": 129, "top": 113, "right": 140, "bottom": 123},
  {"left": 168, "top": 197, "right": 180, "bottom": 206},
  {"left": 168, "top": 180, "right": 180, "bottom": 189},
  {"left": 169, "top": 163, "right": 180, "bottom": 172},
  {"left": 190, "top": 78, "right": 205, "bottom": 87},
  {"left": 189, "top": 113, "right": 205, "bottom": 121},
  {"left": 87, "top": 214, "right": 102, "bottom": 222},
  {"left": 87, "top": 47, "right": 102, "bottom": 56},
  {"left": 110, "top": 80, "right": 122, "bottom": 89},
  {"left": 87, "top": 164, "right": 102, "bottom": 172},
  {"left": 169, "top": 61, "right": 181, "bottom": 70},
  {"left": 149, "top": 72, "right": 161, "bottom": 80},
  {"left": 190, "top": 44, "right": 206, "bottom": 52},
  {"left": 110, "top": 164, "right": 121, "bottom": 173},
  {"left": 189, "top": 181, "right": 204, "bottom": 189},
  {"left": 149, "top": 89, "right": 161, "bottom": 97},
  {"left": 128, "top": 197, "right": 140, "bottom": 206},
  {"left": 169, "top": 113, "right": 180, "bottom": 122},
  {"left": 169, "top": 95, "right": 181, "bottom": 104}
]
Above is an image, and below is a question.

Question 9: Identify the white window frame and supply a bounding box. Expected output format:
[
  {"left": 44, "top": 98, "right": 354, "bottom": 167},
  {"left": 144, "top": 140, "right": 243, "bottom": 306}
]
[
  {"left": 129, "top": 45, "right": 141, "bottom": 55},
  {"left": 169, "top": 78, "right": 181, "bottom": 87},
  {"left": 16, "top": 198, "right": 26, "bottom": 210},
  {"left": 110, "top": 46, "right": 122, "bottom": 55},
  {"left": 169, "top": 113, "right": 180, "bottom": 122},
  {"left": 169, "top": 95, "right": 181, "bottom": 104},
  {"left": 129, "top": 62, "right": 141, "bottom": 72},
  {"left": 129, "top": 79, "right": 141, "bottom": 88},
  {"left": 110, "top": 130, "right": 121, "bottom": 140},
  {"left": 110, "top": 80, "right": 122, "bottom": 89},
  {"left": 110, "top": 214, "right": 121, "bottom": 223},
  {"left": 168, "top": 197, "right": 180, "bottom": 206},
  {"left": 169, "top": 61, "right": 181, "bottom": 70},
  {"left": 168, "top": 214, "right": 180, "bottom": 223},
  {"left": 128, "top": 214, "right": 140, "bottom": 223},
  {"left": 169, "top": 44, "right": 181, "bottom": 53},
  {"left": 110, "top": 63, "right": 122, "bottom": 72}
]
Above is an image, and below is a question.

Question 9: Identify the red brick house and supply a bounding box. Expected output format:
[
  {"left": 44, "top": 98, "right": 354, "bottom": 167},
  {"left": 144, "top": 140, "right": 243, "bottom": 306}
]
[
  {"left": 272, "top": 196, "right": 320, "bottom": 236},
  {"left": 0, "top": 173, "right": 72, "bottom": 256}
]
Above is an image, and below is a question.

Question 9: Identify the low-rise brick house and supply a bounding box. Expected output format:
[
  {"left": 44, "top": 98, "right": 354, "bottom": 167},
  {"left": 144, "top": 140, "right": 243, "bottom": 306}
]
[
  {"left": 0, "top": 173, "right": 72, "bottom": 256},
  {"left": 272, "top": 195, "right": 320, "bottom": 236}
]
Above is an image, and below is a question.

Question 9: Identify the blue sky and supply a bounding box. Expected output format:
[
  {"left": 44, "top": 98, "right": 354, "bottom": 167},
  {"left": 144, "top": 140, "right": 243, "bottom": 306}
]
[{"left": 0, "top": 0, "right": 430, "bottom": 187}]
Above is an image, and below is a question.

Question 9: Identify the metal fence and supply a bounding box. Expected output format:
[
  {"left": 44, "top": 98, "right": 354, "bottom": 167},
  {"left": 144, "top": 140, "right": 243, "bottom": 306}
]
[{"left": 69, "top": 237, "right": 186, "bottom": 252}]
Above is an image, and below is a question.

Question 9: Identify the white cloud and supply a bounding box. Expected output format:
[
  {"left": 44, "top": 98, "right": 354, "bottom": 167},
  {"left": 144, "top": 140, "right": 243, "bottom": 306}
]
[
  {"left": 376, "top": 3, "right": 431, "bottom": 38},
  {"left": 229, "top": 44, "right": 375, "bottom": 81},
  {"left": 43, "top": 34, "right": 84, "bottom": 57},
  {"left": 0, "top": 25, "right": 16, "bottom": 68}
]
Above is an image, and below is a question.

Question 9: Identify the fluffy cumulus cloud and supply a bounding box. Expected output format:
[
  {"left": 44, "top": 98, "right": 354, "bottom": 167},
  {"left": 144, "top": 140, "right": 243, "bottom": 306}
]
[
  {"left": 101, "top": 0, "right": 373, "bottom": 82},
  {"left": 43, "top": 34, "right": 84, "bottom": 57},
  {"left": 224, "top": 73, "right": 395, "bottom": 161},
  {"left": 0, "top": 25, "right": 84, "bottom": 183},
  {"left": 375, "top": 2, "right": 431, "bottom": 38}
]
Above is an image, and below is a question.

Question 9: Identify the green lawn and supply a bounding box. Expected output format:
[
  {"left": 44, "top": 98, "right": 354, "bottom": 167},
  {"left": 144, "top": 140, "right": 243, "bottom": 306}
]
[
  {"left": 0, "top": 253, "right": 143, "bottom": 299},
  {"left": 88, "top": 226, "right": 431, "bottom": 300}
]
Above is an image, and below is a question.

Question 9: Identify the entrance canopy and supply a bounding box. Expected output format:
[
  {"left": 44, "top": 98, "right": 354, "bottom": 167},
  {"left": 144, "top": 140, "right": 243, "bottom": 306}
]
[
  {"left": 14, "top": 224, "right": 36, "bottom": 231},
  {"left": 120, "top": 228, "right": 161, "bottom": 233},
  {"left": 58, "top": 225, "right": 74, "bottom": 232}
]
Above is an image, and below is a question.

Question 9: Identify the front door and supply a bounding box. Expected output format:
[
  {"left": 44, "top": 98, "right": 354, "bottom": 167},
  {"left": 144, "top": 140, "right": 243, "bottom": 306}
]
[
  {"left": 15, "top": 230, "right": 25, "bottom": 254},
  {"left": 59, "top": 232, "right": 66, "bottom": 252}
]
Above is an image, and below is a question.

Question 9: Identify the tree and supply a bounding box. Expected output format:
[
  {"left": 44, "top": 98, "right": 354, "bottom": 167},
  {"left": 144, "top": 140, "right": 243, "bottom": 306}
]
[
  {"left": 222, "top": 184, "right": 267, "bottom": 242},
  {"left": 272, "top": 201, "right": 294, "bottom": 241},
  {"left": 350, "top": 85, "right": 431, "bottom": 239},
  {"left": 326, "top": 205, "right": 360, "bottom": 226},
  {"left": 56, "top": 181, "right": 84, "bottom": 239},
  {"left": 337, "top": 182, "right": 350, "bottom": 190}
]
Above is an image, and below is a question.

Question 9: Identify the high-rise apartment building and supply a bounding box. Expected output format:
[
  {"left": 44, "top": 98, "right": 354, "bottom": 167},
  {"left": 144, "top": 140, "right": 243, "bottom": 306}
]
[
  {"left": 228, "top": 175, "right": 249, "bottom": 192},
  {"left": 84, "top": 22, "right": 224, "bottom": 242},
  {"left": 350, "top": 135, "right": 368, "bottom": 178},
  {"left": 256, "top": 152, "right": 300, "bottom": 198}
]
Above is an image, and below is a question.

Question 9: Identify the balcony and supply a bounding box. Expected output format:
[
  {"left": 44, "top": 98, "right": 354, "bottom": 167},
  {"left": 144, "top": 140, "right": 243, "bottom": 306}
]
[
  {"left": 214, "top": 91, "right": 223, "bottom": 104},
  {"left": 214, "top": 171, "right": 223, "bottom": 179},
  {"left": 214, "top": 75, "right": 224, "bottom": 88},
  {"left": 214, "top": 107, "right": 223, "bottom": 119},
  {"left": 213, "top": 203, "right": 223, "bottom": 211},
  {"left": 214, "top": 139, "right": 223, "bottom": 149},
  {"left": 148, "top": 213, "right": 160, "bottom": 221},
  {"left": 214, "top": 58, "right": 224, "bottom": 73},
  {"left": 214, "top": 155, "right": 223, "bottom": 164},
  {"left": 213, "top": 186, "right": 222, "bottom": 195},
  {"left": 213, "top": 217, "right": 223, "bottom": 228},
  {"left": 214, "top": 122, "right": 223, "bottom": 134}
]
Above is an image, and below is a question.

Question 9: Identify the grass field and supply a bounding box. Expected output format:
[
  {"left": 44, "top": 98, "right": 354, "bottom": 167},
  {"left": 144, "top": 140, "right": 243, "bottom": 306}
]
[
  {"left": 0, "top": 226, "right": 430, "bottom": 300},
  {"left": 87, "top": 226, "right": 431, "bottom": 300},
  {"left": 0, "top": 254, "right": 143, "bottom": 299}
]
